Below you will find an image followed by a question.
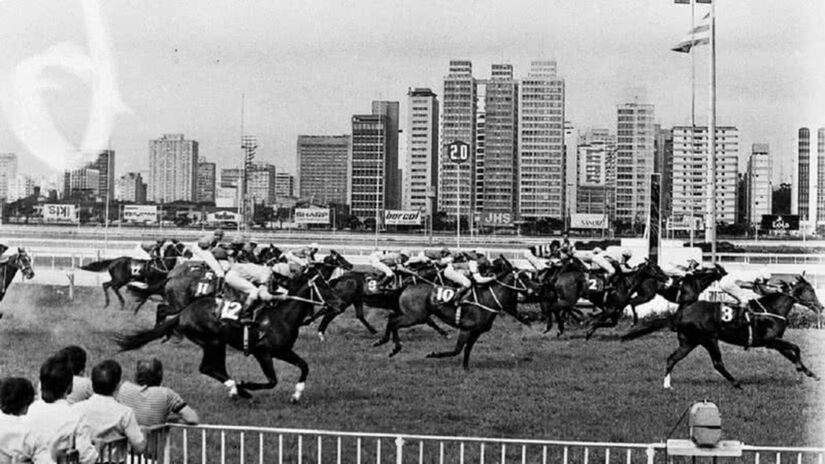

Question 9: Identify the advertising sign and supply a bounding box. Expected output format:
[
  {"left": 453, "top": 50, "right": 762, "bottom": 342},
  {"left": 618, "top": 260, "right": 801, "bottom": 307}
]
[
  {"left": 478, "top": 211, "right": 513, "bottom": 226},
  {"left": 760, "top": 214, "right": 799, "bottom": 231},
  {"left": 384, "top": 210, "right": 422, "bottom": 226},
  {"left": 123, "top": 205, "right": 158, "bottom": 224},
  {"left": 294, "top": 208, "right": 330, "bottom": 224},
  {"left": 207, "top": 211, "right": 242, "bottom": 224},
  {"left": 570, "top": 213, "right": 607, "bottom": 229},
  {"left": 42, "top": 204, "right": 78, "bottom": 223}
]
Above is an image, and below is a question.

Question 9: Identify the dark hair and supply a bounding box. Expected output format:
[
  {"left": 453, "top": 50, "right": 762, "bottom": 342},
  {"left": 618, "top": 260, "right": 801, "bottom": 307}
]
[
  {"left": 0, "top": 377, "right": 35, "bottom": 415},
  {"left": 91, "top": 360, "right": 122, "bottom": 396},
  {"left": 40, "top": 356, "right": 73, "bottom": 403},
  {"left": 135, "top": 358, "right": 163, "bottom": 387},
  {"left": 55, "top": 345, "right": 87, "bottom": 375}
]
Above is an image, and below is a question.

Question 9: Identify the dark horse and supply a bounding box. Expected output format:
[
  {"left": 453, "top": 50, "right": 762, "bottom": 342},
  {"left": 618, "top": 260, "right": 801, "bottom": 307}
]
[
  {"left": 655, "top": 264, "right": 727, "bottom": 307},
  {"left": 622, "top": 275, "right": 823, "bottom": 389},
  {"left": 374, "top": 259, "right": 536, "bottom": 369},
  {"left": 314, "top": 259, "right": 449, "bottom": 339},
  {"left": 80, "top": 241, "right": 189, "bottom": 310},
  {"left": 0, "top": 249, "right": 35, "bottom": 315},
  {"left": 115, "top": 268, "right": 347, "bottom": 400}
]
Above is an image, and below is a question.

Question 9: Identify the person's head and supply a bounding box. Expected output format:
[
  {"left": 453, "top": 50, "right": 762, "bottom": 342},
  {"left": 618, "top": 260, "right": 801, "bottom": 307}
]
[
  {"left": 593, "top": 247, "right": 603, "bottom": 254},
  {"left": 55, "top": 345, "right": 87, "bottom": 376},
  {"left": 40, "top": 355, "right": 73, "bottom": 403},
  {"left": 440, "top": 247, "right": 450, "bottom": 257},
  {"left": 399, "top": 250, "right": 410, "bottom": 261},
  {"left": 621, "top": 248, "right": 633, "bottom": 260},
  {"left": 309, "top": 243, "right": 320, "bottom": 253},
  {"left": 197, "top": 236, "right": 212, "bottom": 250},
  {"left": 91, "top": 360, "right": 122, "bottom": 396},
  {"left": 231, "top": 236, "right": 245, "bottom": 247},
  {"left": 135, "top": 358, "right": 163, "bottom": 387},
  {"left": 0, "top": 377, "right": 35, "bottom": 416},
  {"left": 212, "top": 247, "right": 228, "bottom": 260},
  {"left": 757, "top": 268, "right": 771, "bottom": 282},
  {"left": 213, "top": 229, "right": 224, "bottom": 240}
]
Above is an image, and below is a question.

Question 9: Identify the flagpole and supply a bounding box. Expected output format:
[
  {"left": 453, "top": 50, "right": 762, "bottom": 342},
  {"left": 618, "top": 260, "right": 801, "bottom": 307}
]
[
  {"left": 708, "top": 0, "right": 717, "bottom": 264},
  {"left": 690, "top": 0, "right": 697, "bottom": 243}
]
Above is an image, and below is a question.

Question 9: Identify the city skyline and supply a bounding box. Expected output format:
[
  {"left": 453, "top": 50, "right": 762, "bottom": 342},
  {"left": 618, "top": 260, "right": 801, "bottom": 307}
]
[{"left": 1, "top": 1, "right": 822, "bottom": 185}]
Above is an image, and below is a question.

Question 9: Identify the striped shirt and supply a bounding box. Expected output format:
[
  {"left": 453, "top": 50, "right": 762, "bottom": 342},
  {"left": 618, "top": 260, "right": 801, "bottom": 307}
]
[{"left": 114, "top": 382, "right": 187, "bottom": 427}]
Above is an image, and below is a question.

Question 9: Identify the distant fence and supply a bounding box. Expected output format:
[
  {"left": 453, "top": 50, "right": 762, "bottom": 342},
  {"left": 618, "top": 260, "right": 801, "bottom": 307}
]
[{"left": 101, "top": 424, "right": 825, "bottom": 464}]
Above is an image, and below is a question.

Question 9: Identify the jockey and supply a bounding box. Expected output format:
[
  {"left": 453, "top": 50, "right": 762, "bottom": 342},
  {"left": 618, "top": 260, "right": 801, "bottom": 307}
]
[
  {"left": 444, "top": 250, "right": 495, "bottom": 307},
  {"left": 718, "top": 267, "right": 776, "bottom": 307},
  {"left": 212, "top": 229, "right": 225, "bottom": 248},
  {"left": 225, "top": 261, "right": 291, "bottom": 326},
  {"left": 407, "top": 247, "right": 451, "bottom": 266},
  {"left": 191, "top": 235, "right": 227, "bottom": 288},
  {"left": 602, "top": 248, "right": 635, "bottom": 288},
  {"left": 524, "top": 247, "right": 551, "bottom": 271},
  {"left": 228, "top": 236, "right": 257, "bottom": 263},
  {"left": 575, "top": 247, "right": 614, "bottom": 276},
  {"left": 560, "top": 233, "right": 576, "bottom": 258},
  {"left": 662, "top": 258, "right": 700, "bottom": 278},
  {"left": 284, "top": 243, "right": 320, "bottom": 268},
  {"left": 368, "top": 249, "right": 411, "bottom": 287}
]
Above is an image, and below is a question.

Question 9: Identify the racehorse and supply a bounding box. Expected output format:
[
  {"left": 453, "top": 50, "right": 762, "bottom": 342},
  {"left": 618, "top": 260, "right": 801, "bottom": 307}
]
[
  {"left": 654, "top": 264, "right": 727, "bottom": 307},
  {"left": 257, "top": 244, "right": 283, "bottom": 265},
  {"left": 621, "top": 275, "right": 824, "bottom": 389},
  {"left": 0, "top": 248, "right": 35, "bottom": 314},
  {"left": 374, "top": 259, "right": 536, "bottom": 369},
  {"left": 80, "top": 240, "right": 189, "bottom": 310},
  {"left": 115, "top": 268, "right": 347, "bottom": 400},
  {"left": 314, "top": 258, "right": 449, "bottom": 339},
  {"left": 533, "top": 259, "right": 589, "bottom": 336}
]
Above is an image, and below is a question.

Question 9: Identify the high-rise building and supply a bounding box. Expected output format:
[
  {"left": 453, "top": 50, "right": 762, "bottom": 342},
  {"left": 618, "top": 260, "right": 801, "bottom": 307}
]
[
  {"left": 297, "top": 135, "right": 350, "bottom": 205},
  {"left": 275, "top": 172, "right": 294, "bottom": 198},
  {"left": 615, "top": 102, "right": 655, "bottom": 225},
  {"left": 0, "top": 153, "right": 17, "bottom": 201},
  {"left": 438, "top": 60, "right": 477, "bottom": 216},
  {"left": 371, "top": 101, "right": 401, "bottom": 210},
  {"left": 220, "top": 168, "right": 241, "bottom": 189},
  {"left": 350, "top": 114, "right": 390, "bottom": 219},
  {"left": 7, "top": 175, "right": 35, "bottom": 202},
  {"left": 148, "top": 134, "right": 198, "bottom": 203},
  {"left": 248, "top": 163, "right": 276, "bottom": 205},
  {"left": 747, "top": 144, "right": 772, "bottom": 225},
  {"left": 564, "top": 121, "right": 578, "bottom": 220},
  {"left": 518, "top": 60, "right": 565, "bottom": 220},
  {"left": 482, "top": 63, "right": 518, "bottom": 216},
  {"left": 63, "top": 168, "right": 100, "bottom": 200},
  {"left": 654, "top": 126, "right": 674, "bottom": 219},
  {"left": 90, "top": 150, "right": 115, "bottom": 202},
  {"left": 197, "top": 161, "right": 216, "bottom": 203},
  {"left": 671, "top": 126, "right": 739, "bottom": 226},
  {"left": 817, "top": 128, "right": 825, "bottom": 225},
  {"left": 403, "top": 88, "right": 439, "bottom": 215},
  {"left": 576, "top": 142, "right": 612, "bottom": 216},
  {"left": 797, "top": 128, "right": 810, "bottom": 221},
  {"left": 115, "top": 172, "right": 147, "bottom": 203},
  {"left": 474, "top": 92, "right": 487, "bottom": 214}
]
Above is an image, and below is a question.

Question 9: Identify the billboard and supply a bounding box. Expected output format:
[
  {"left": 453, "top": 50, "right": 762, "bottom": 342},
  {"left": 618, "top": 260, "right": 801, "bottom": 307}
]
[
  {"left": 294, "top": 208, "right": 330, "bottom": 224},
  {"left": 207, "top": 211, "right": 242, "bottom": 224},
  {"left": 477, "top": 212, "right": 513, "bottom": 226},
  {"left": 123, "top": 205, "right": 158, "bottom": 224},
  {"left": 384, "top": 210, "right": 422, "bottom": 226},
  {"left": 42, "top": 204, "right": 78, "bottom": 223},
  {"left": 760, "top": 214, "right": 799, "bottom": 231},
  {"left": 570, "top": 213, "right": 607, "bottom": 229}
]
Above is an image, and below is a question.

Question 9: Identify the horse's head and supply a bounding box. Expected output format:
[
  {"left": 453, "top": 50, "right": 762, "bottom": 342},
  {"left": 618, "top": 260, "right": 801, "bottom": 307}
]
[
  {"left": 14, "top": 248, "right": 35, "bottom": 280},
  {"left": 713, "top": 263, "right": 728, "bottom": 278},
  {"left": 640, "top": 259, "right": 669, "bottom": 283},
  {"left": 325, "top": 250, "right": 354, "bottom": 270},
  {"left": 165, "top": 240, "right": 191, "bottom": 259},
  {"left": 259, "top": 245, "right": 283, "bottom": 265},
  {"left": 788, "top": 275, "right": 824, "bottom": 314}
]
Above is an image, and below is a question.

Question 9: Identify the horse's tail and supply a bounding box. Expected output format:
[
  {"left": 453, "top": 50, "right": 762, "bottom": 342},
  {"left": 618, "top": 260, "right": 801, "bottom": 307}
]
[
  {"left": 620, "top": 316, "right": 671, "bottom": 341},
  {"left": 80, "top": 259, "right": 115, "bottom": 272},
  {"left": 114, "top": 316, "right": 180, "bottom": 352}
]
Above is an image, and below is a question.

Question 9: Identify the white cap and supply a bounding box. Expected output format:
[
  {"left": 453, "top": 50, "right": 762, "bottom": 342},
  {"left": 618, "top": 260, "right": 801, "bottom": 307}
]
[
  {"left": 309, "top": 242, "right": 319, "bottom": 249},
  {"left": 758, "top": 267, "right": 771, "bottom": 281},
  {"left": 622, "top": 248, "right": 632, "bottom": 258}
]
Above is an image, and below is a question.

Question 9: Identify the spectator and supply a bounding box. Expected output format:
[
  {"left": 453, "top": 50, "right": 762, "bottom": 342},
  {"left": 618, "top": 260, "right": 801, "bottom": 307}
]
[
  {"left": 55, "top": 345, "right": 94, "bottom": 404},
  {"left": 0, "top": 377, "right": 47, "bottom": 464},
  {"left": 115, "top": 358, "right": 199, "bottom": 426},
  {"left": 27, "top": 355, "right": 98, "bottom": 464},
  {"left": 74, "top": 360, "right": 145, "bottom": 454}
]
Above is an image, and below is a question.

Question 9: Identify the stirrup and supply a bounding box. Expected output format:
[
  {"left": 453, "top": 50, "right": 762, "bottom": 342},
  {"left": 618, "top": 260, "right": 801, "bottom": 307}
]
[{"left": 243, "top": 326, "right": 251, "bottom": 356}]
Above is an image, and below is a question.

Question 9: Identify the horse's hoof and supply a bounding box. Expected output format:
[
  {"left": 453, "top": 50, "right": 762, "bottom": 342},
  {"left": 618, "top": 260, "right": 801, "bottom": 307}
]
[
  {"left": 425, "top": 352, "right": 436, "bottom": 358},
  {"left": 372, "top": 340, "right": 386, "bottom": 347},
  {"left": 732, "top": 382, "right": 742, "bottom": 390},
  {"left": 317, "top": 332, "right": 325, "bottom": 342},
  {"left": 238, "top": 388, "right": 252, "bottom": 399},
  {"left": 389, "top": 347, "right": 401, "bottom": 358}
]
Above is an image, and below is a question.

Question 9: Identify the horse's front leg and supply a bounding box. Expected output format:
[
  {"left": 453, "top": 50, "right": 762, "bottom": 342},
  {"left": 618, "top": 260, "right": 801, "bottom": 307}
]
[
  {"left": 272, "top": 349, "right": 309, "bottom": 403},
  {"left": 239, "top": 352, "right": 279, "bottom": 391}
]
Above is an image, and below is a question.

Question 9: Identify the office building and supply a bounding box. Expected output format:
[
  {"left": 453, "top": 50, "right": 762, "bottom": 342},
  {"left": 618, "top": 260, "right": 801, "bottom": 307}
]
[
  {"left": 797, "top": 128, "right": 811, "bottom": 221},
  {"left": 220, "top": 168, "right": 241, "bottom": 189},
  {"left": 403, "top": 88, "right": 439, "bottom": 214},
  {"left": 115, "top": 172, "right": 147, "bottom": 203},
  {"left": 615, "top": 102, "right": 655, "bottom": 224},
  {"left": 7, "top": 175, "right": 35, "bottom": 202},
  {"left": 746, "top": 144, "right": 772, "bottom": 225},
  {"left": 248, "top": 163, "right": 276, "bottom": 205},
  {"left": 671, "top": 126, "right": 739, "bottom": 226},
  {"left": 275, "top": 172, "right": 294, "bottom": 198},
  {"left": 371, "top": 101, "right": 402, "bottom": 210},
  {"left": 474, "top": 85, "right": 487, "bottom": 213},
  {"left": 90, "top": 150, "right": 115, "bottom": 202},
  {"left": 148, "top": 134, "right": 198, "bottom": 203},
  {"left": 63, "top": 168, "right": 100, "bottom": 200},
  {"left": 482, "top": 63, "right": 518, "bottom": 216},
  {"left": 350, "top": 113, "right": 390, "bottom": 219},
  {"left": 438, "top": 60, "right": 477, "bottom": 216},
  {"left": 297, "top": 135, "right": 350, "bottom": 205},
  {"left": 518, "top": 60, "right": 565, "bottom": 220},
  {"left": 197, "top": 161, "right": 216, "bottom": 203},
  {"left": 576, "top": 142, "right": 613, "bottom": 217},
  {"left": 564, "top": 121, "right": 578, "bottom": 220},
  {"left": 654, "top": 126, "right": 674, "bottom": 219},
  {"left": 0, "top": 153, "right": 17, "bottom": 201},
  {"left": 817, "top": 128, "right": 825, "bottom": 225}
]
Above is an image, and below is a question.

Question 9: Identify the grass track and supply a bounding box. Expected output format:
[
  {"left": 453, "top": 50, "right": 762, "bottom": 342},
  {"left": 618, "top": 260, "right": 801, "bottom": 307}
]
[{"left": 0, "top": 284, "right": 823, "bottom": 447}]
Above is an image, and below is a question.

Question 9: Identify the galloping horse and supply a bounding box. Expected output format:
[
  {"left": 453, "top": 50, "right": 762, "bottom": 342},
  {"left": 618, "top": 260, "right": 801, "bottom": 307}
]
[
  {"left": 115, "top": 268, "right": 347, "bottom": 400},
  {"left": 374, "top": 259, "right": 536, "bottom": 369},
  {"left": 622, "top": 275, "right": 823, "bottom": 389},
  {"left": 655, "top": 264, "right": 727, "bottom": 307},
  {"left": 0, "top": 248, "right": 35, "bottom": 314},
  {"left": 80, "top": 240, "right": 189, "bottom": 310}
]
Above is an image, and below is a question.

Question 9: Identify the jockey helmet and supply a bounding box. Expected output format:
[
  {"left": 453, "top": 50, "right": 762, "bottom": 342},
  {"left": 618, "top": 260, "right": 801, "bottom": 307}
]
[
  {"left": 231, "top": 236, "right": 246, "bottom": 246},
  {"left": 441, "top": 247, "right": 450, "bottom": 257},
  {"left": 400, "top": 250, "right": 411, "bottom": 259},
  {"left": 474, "top": 249, "right": 487, "bottom": 259},
  {"left": 593, "top": 247, "right": 603, "bottom": 254},
  {"left": 197, "top": 236, "right": 212, "bottom": 249},
  {"left": 757, "top": 267, "right": 771, "bottom": 282},
  {"left": 271, "top": 262, "right": 292, "bottom": 277},
  {"left": 140, "top": 241, "right": 155, "bottom": 252},
  {"left": 213, "top": 229, "right": 224, "bottom": 239},
  {"left": 212, "top": 248, "right": 228, "bottom": 260},
  {"left": 309, "top": 242, "right": 320, "bottom": 251},
  {"left": 621, "top": 248, "right": 633, "bottom": 259}
]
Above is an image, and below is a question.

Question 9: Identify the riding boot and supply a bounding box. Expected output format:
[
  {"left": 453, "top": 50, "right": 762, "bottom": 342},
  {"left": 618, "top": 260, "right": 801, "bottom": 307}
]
[{"left": 452, "top": 286, "right": 470, "bottom": 307}]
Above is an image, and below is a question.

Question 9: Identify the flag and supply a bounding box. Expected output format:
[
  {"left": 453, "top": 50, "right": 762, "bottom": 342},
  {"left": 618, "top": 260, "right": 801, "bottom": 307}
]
[{"left": 671, "top": 12, "right": 710, "bottom": 53}]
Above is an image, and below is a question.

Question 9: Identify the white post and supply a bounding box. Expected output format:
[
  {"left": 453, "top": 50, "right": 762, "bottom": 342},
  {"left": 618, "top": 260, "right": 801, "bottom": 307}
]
[
  {"left": 708, "top": 0, "right": 717, "bottom": 265},
  {"left": 456, "top": 170, "right": 461, "bottom": 250}
]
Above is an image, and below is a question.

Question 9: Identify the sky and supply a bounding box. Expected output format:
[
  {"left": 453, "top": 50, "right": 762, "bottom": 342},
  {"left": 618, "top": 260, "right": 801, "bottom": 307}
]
[{"left": 0, "top": 0, "right": 823, "bottom": 185}]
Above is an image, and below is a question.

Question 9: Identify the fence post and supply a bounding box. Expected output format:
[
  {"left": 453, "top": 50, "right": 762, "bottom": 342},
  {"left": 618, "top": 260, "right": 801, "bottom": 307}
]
[
  {"left": 67, "top": 273, "right": 75, "bottom": 300},
  {"left": 645, "top": 445, "right": 656, "bottom": 464},
  {"left": 394, "top": 437, "right": 404, "bottom": 464}
]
